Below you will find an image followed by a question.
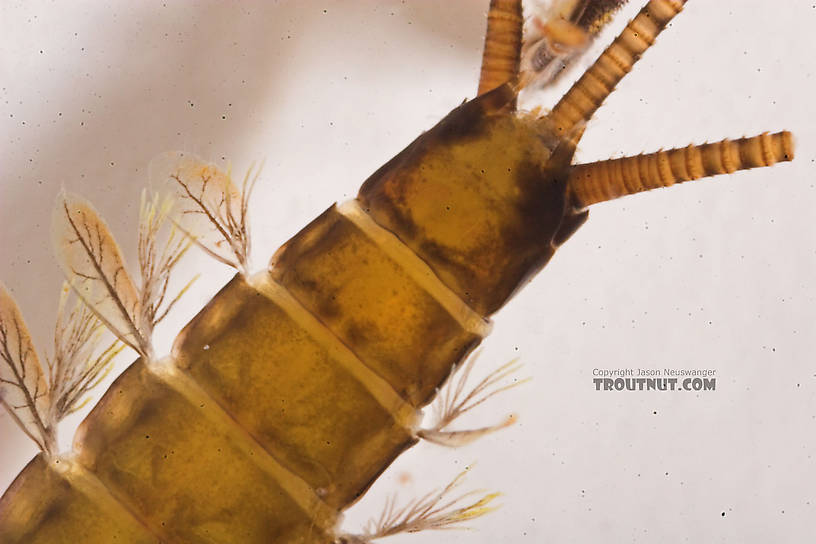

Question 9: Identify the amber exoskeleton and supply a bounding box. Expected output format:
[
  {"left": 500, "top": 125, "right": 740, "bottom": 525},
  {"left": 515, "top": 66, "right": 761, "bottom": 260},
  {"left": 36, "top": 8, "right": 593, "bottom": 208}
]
[{"left": 0, "top": 1, "right": 808, "bottom": 542}]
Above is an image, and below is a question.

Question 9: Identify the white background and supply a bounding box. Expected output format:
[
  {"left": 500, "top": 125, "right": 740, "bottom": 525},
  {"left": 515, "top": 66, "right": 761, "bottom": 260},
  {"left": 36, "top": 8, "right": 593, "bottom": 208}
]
[{"left": 1, "top": 1, "right": 815, "bottom": 542}]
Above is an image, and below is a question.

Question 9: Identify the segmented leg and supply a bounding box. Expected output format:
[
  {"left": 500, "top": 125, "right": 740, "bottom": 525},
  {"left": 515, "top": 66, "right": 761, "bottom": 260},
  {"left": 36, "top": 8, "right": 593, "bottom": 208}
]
[
  {"left": 521, "top": 0, "right": 628, "bottom": 88},
  {"left": 567, "top": 132, "right": 794, "bottom": 208}
]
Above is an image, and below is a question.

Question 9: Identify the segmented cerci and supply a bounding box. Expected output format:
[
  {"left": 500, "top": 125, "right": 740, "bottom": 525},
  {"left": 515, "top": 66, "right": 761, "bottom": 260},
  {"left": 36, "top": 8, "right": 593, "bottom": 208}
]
[{"left": 0, "top": 1, "right": 794, "bottom": 543}]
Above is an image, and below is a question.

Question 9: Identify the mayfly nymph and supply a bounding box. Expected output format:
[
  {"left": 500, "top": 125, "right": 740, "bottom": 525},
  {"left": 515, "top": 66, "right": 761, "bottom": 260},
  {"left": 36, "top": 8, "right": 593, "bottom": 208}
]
[{"left": 0, "top": 1, "right": 796, "bottom": 542}]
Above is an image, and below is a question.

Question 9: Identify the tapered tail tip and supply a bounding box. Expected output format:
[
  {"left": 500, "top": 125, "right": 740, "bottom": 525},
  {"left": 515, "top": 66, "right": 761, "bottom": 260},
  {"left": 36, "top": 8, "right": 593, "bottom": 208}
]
[
  {"left": 567, "top": 131, "right": 795, "bottom": 209},
  {"left": 779, "top": 130, "right": 795, "bottom": 162}
]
